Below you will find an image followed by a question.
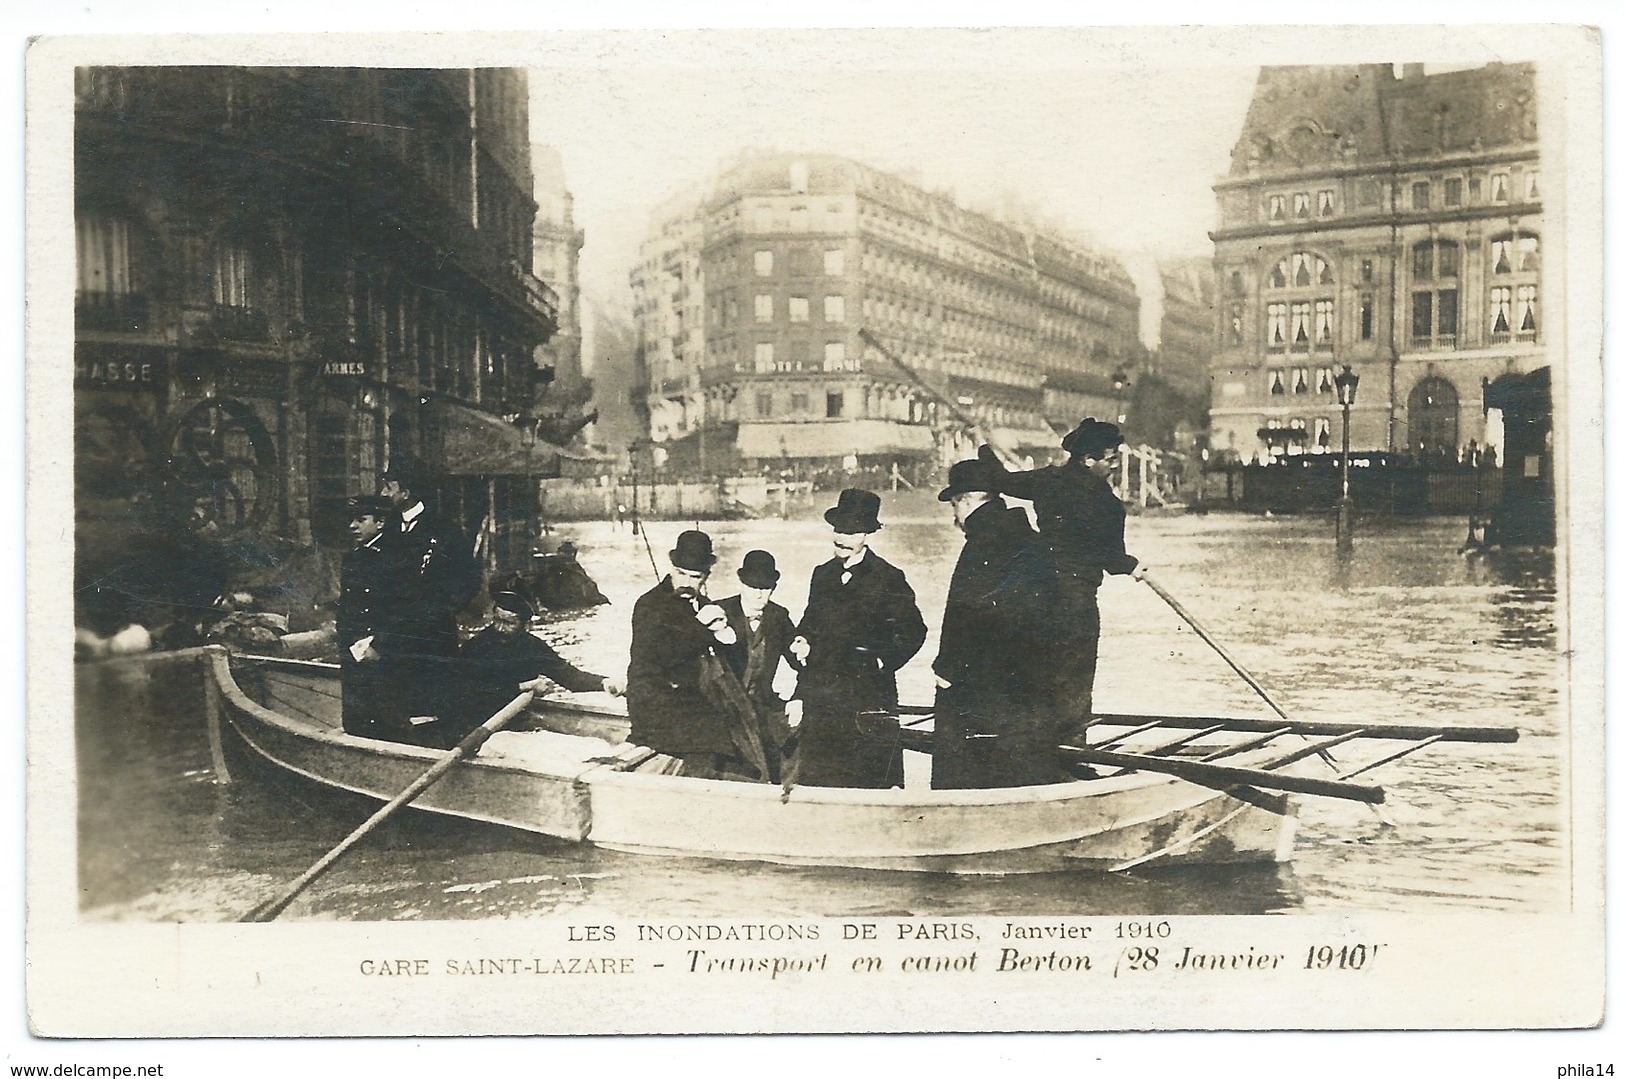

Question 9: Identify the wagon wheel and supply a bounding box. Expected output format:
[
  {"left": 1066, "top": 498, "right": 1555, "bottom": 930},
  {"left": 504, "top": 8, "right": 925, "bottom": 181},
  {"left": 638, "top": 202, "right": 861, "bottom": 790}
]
[{"left": 161, "top": 397, "right": 278, "bottom": 536}]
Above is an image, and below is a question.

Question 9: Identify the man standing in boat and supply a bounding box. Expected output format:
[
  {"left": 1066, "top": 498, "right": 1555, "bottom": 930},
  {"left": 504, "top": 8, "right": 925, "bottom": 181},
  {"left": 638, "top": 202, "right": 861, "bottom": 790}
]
[
  {"left": 378, "top": 457, "right": 483, "bottom": 721},
  {"left": 336, "top": 495, "right": 415, "bottom": 740},
  {"left": 430, "top": 590, "right": 623, "bottom": 748},
  {"left": 788, "top": 489, "right": 927, "bottom": 788},
  {"left": 979, "top": 418, "right": 1145, "bottom": 733},
  {"left": 626, "top": 530, "right": 755, "bottom": 779},
  {"left": 931, "top": 458, "right": 1064, "bottom": 789},
  {"left": 716, "top": 550, "right": 799, "bottom": 782}
]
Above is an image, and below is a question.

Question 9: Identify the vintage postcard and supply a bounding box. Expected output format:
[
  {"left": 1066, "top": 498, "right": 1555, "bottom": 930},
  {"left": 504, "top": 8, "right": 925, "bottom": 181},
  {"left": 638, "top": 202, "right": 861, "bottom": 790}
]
[{"left": 23, "top": 22, "right": 1605, "bottom": 1047}]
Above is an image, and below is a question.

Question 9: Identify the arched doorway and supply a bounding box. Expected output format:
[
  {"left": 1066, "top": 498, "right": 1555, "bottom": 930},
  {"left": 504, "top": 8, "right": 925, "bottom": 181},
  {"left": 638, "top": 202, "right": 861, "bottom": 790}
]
[{"left": 1408, "top": 376, "right": 1459, "bottom": 457}]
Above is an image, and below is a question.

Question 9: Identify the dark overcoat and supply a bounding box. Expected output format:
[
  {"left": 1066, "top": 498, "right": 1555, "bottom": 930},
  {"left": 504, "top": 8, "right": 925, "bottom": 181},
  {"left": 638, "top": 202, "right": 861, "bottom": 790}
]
[
  {"left": 626, "top": 578, "right": 735, "bottom": 758},
  {"left": 382, "top": 505, "right": 482, "bottom": 659},
  {"left": 717, "top": 594, "right": 798, "bottom": 780},
  {"left": 791, "top": 550, "right": 927, "bottom": 788},
  {"left": 431, "top": 625, "right": 607, "bottom": 747},
  {"left": 336, "top": 539, "right": 419, "bottom": 740},
  {"left": 930, "top": 499, "right": 1066, "bottom": 789}
]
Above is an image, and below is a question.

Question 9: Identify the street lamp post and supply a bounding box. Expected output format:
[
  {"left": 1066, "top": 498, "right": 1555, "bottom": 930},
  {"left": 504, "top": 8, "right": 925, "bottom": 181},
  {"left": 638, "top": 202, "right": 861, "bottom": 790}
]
[
  {"left": 1111, "top": 365, "right": 1130, "bottom": 427},
  {"left": 1334, "top": 364, "right": 1360, "bottom": 553}
]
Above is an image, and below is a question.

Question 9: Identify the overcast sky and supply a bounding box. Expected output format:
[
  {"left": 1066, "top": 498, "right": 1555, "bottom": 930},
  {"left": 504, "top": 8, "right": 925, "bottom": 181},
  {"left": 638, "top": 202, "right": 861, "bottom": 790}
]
[{"left": 525, "top": 33, "right": 1263, "bottom": 355}]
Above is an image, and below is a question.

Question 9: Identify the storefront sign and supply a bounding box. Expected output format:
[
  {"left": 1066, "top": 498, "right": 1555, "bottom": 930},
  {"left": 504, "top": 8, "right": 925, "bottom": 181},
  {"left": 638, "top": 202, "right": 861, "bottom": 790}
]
[
  {"left": 75, "top": 360, "right": 156, "bottom": 387},
  {"left": 322, "top": 360, "right": 367, "bottom": 377}
]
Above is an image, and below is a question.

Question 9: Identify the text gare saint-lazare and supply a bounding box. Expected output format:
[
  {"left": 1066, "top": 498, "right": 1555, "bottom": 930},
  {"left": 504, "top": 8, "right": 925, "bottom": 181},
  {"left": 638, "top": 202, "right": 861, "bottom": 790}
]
[{"left": 352, "top": 922, "right": 1386, "bottom": 980}]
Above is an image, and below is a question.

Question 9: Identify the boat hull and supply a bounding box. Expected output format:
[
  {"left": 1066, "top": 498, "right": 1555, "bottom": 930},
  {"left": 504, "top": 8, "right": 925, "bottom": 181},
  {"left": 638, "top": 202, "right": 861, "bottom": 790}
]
[{"left": 212, "top": 650, "right": 1298, "bottom": 874}]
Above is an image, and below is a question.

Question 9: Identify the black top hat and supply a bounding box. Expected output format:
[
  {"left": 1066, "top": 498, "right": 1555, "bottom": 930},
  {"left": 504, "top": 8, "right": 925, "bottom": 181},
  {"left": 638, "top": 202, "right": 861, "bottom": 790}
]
[
  {"left": 937, "top": 457, "right": 1002, "bottom": 501},
  {"left": 823, "top": 488, "right": 883, "bottom": 533},
  {"left": 669, "top": 529, "right": 718, "bottom": 572},
  {"left": 737, "top": 549, "right": 780, "bottom": 588},
  {"left": 347, "top": 494, "right": 394, "bottom": 517},
  {"left": 382, "top": 457, "right": 427, "bottom": 492},
  {"left": 491, "top": 590, "right": 536, "bottom": 619},
  {"left": 1061, "top": 417, "right": 1124, "bottom": 459}
]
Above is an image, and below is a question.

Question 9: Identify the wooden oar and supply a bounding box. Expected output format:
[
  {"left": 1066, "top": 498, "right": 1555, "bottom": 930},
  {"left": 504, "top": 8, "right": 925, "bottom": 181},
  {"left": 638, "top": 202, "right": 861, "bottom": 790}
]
[
  {"left": 239, "top": 690, "right": 535, "bottom": 923},
  {"left": 1136, "top": 568, "right": 1397, "bottom": 826}
]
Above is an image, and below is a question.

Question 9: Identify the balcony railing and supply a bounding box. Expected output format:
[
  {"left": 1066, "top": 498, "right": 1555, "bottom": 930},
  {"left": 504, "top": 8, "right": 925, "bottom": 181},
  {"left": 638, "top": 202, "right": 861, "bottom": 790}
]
[
  {"left": 209, "top": 305, "right": 269, "bottom": 341},
  {"left": 76, "top": 292, "right": 150, "bottom": 333}
]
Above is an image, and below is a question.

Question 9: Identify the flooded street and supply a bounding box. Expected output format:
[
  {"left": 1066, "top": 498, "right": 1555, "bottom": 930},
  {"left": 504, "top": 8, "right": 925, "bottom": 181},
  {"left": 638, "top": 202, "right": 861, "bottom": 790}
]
[{"left": 77, "top": 507, "right": 1566, "bottom": 921}]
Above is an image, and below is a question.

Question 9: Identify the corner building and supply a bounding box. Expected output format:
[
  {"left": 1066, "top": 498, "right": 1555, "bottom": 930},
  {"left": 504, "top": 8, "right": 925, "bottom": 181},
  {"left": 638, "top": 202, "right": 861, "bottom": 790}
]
[
  {"left": 632, "top": 151, "right": 1141, "bottom": 471},
  {"left": 1209, "top": 63, "right": 1542, "bottom": 462}
]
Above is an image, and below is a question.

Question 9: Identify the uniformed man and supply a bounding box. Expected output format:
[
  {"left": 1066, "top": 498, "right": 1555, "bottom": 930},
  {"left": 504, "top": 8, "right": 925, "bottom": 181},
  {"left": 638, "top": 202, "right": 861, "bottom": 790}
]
[
  {"left": 980, "top": 418, "right": 1146, "bottom": 731},
  {"left": 336, "top": 495, "right": 412, "bottom": 740},
  {"left": 789, "top": 489, "right": 927, "bottom": 788}
]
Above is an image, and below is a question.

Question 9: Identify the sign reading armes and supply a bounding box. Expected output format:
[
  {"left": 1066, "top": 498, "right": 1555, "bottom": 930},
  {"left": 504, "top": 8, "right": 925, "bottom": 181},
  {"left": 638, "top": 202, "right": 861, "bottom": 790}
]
[{"left": 322, "top": 360, "right": 367, "bottom": 376}]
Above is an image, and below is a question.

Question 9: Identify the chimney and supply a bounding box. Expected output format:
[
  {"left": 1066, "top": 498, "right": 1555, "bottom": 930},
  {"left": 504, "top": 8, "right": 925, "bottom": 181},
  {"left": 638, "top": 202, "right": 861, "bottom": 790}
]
[{"left": 1400, "top": 63, "right": 1425, "bottom": 81}]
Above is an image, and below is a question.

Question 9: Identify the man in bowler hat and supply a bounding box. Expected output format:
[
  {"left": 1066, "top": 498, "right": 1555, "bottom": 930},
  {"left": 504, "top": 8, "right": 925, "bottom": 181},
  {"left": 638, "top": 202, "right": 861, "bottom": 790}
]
[
  {"left": 433, "top": 590, "right": 624, "bottom": 748},
  {"left": 788, "top": 489, "right": 927, "bottom": 788},
  {"left": 979, "top": 418, "right": 1145, "bottom": 730},
  {"left": 716, "top": 550, "right": 799, "bottom": 782},
  {"left": 931, "top": 458, "right": 1065, "bottom": 788},
  {"left": 336, "top": 494, "right": 416, "bottom": 740},
  {"left": 626, "top": 529, "right": 755, "bottom": 778}
]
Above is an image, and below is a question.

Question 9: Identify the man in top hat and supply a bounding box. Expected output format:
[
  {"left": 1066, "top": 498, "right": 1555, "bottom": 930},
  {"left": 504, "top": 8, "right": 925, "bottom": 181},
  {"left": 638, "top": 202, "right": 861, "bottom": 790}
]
[
  {"left": 715, "top": 550, "right": 799, "bottom": 782},
  {"left": 931, "top": 458, "right": 1064, "bottom": 789},
  {"left": 336, "top": 494, "right": 417, "bottom": 740},
  {"left": 626, "top": 529, "right": 753, "bottom": 778},
  {"left": 431, "top": 590, "right": 624, "bottom": 749},
  {"left": 789, "top": 489, "right": 927, "bottom": 788},
  {"left": 979, "top": 418, "right": 1144, "bottom": 730}
]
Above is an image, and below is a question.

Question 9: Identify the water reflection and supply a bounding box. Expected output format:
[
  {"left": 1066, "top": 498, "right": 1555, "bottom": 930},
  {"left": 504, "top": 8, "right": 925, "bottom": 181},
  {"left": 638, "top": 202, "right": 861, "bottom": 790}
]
[{"left": 76, "top": 508, "right": 1566, "bottom": 921}]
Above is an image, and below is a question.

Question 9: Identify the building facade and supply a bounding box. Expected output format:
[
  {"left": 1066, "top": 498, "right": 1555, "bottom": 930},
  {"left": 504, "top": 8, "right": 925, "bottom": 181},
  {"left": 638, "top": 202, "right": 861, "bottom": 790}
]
[
  {"left": 75, "top": 67, "right": 559, "bottom": 597},
  {"left": 531, "top": 143, "right": 591, "bottom": 432},
  {"left": 629, "top": 151, "right": 1142, "bottom": 472},
  {"left": 1209, "top": 62, "right": 1542, "bottom": 463}
]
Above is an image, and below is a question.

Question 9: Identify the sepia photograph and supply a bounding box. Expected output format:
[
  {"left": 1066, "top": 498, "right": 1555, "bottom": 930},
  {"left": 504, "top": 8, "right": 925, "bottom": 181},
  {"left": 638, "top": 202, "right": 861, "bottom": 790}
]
[{"left": 21, "top": 16, "right": 1606, "bottom": 1046}]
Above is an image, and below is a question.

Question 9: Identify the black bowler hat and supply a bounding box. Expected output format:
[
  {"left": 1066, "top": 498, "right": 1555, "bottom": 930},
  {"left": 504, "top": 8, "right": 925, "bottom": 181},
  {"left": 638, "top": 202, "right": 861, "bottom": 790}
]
[
  {"left": 669, "top": 529, "right": 718, "bottom": 571},
  {"left": 347, "top": 494, "right": 393, "bottom": 517},
  {"left": 823, "top": 488, "right": 883, "bottom": 533},
  {"left": 491, "top": 590, "right": 536, "bottom": 619},
  {"left": 382, "top": 457, "right": 427, "bottom": 493},
  {"left": 737, "top": 549, "right": 780, "bottom": 588},
  {"left": 937, "top": 457, "right": 1002, "bottom": 501},
  {"left": 1061, "top": 417, "right": 1124, "bottom": 459}
]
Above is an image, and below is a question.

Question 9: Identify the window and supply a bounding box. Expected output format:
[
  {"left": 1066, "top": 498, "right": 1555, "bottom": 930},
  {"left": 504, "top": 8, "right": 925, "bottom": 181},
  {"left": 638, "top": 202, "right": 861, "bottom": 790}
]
[
  {"left": 1525, "top": 171, "right": 1540, "bottom": 200},
  {"left": 1491, "top": 172, "right": 1509, "bottom": 202},
  {"left": 1412, "top": 291, "right": 1432, "bottom": 343},
  {"left": 791, "top": 392, "right": 809, "bottom": 413},
  {"left": 1411, "top": 181, "right": 1431, "bottom": 210},
  {"left": 1444, "top": 178, "right": 1462, "bottom": 207},
  {"left": 77, "top": 213, "right": 135, "bottom": 296},
  {"left": 754, "top": 250, "right": 773, "bottom": 276},
  {"left": 1314, "top": 299, "right": 1335, "bottom": 347},
  {"left": 1227, "top": 301, "right": 1244, "bottom": 345},
  {"left": 824, "top": 342, "right": 847, "bottom": 370},
  {"left": 1489, "top": 286, "right": 1513, "bottom": 339},
  {"left": 1313, "top": 417, "right": 1332, "bottom": 452},
  {"left": 755, "top": 392, "right": 773, "bottom": 417},
  {"left": 1360, "top": 259, "right": 1374, "bottom": 283},
  {"left": 212, "top": 240, "right": 253, "bottom": 309},
  {"left": 826, "top": 391, "right": 844, "bottom": 418},
  {"left": 1268, "top": 368, "right": 1286, "bottom": 395},
  {"left": 824, "top": 249, "right": 844, "bottom": 276},
  {"left": 1413, "top": 243, "right": 1433, "bottom": 281},
  {"left": 824, "top": 295, "right": 845, "bottom": 323},
  {"left": 1318, "top": 189, "right": 1335, "bottom": 216},
  {"left": 754, "top": 342, "right": 774, "bottom": 371},
  {"left": 1316, "top": 366, "right": 1336, "bottom": 394},
  {"left": 1437, "top": 289, "right": 1458, "bottom": 340},
  {"left": 754, "top": 294, "right": 773, "bottom": 322},
  {"left": 1516, "top": 286, "right": 1538, "bottom": 336},
  {"left": 1269, "top": 194, "right": 1286, "bottom": 222},
  {"left": 1359, "top": 293, "right": 1375, "bottom": 341},
  {"left": 1266, "top": 303, "right": 1288, "bottom": 349},
  {"left": 789, "top": 296, "right": 809, "bottom": 323},
  {"left": 1293, "top": 193, "right": 1311, "bottom": 219},
  {"left": 1290, "top": 301, "right": 1312, "bottom": 350},
  {"left": 1437, "top": 241, "right": 1459, "bottom": 278},
  {"left": 1293, "top": 367, "right": 1311, "bottom": 394},
  {"left": 1469, "top": 176, "right": 1483, "bottom": 201}
]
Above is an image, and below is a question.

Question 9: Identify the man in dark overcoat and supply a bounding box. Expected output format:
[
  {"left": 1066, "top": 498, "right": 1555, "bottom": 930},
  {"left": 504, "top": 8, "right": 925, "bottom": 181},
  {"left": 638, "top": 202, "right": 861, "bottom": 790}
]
[
  {"left": 716, "top": 550, "right": 799, "bottom": 781},
  {"left": 980, "top": 418, "right": 1144, "bottom": 731},
  {"left": 789, "top": 489, "right": 927, "bottom": 789},
  {"left": 379, "top": 458, "right": 483, "bottom": 720},
  {"left": 431, "top": 591, "right": 625, "bottom": 749},
  {"left": 626, "top": 530, "right": 753, "bottom": 778},
  {"left": 336, "top": 495, "right": 416, "bottom": 740},
  {"left": 931, "top": 459, "right": 1065, "bottom": 789}
]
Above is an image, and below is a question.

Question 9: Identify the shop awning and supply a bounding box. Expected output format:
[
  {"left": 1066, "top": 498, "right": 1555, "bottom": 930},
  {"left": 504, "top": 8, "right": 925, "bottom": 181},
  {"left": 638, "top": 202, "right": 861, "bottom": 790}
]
[
  {"left": 988, "top": 426, "right": 1062, "bottom": 453},
  {"left": 736, "top": 420, "right": 935, "bottom": 460},
  {"left": 428, "top": 399, "right": 564, "bottom": 477}
]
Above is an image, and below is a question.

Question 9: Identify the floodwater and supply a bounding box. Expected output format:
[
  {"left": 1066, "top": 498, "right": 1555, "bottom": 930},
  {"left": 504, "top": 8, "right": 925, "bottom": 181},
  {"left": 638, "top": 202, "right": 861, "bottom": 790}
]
[{"left": 76, "top": 506, "right": 1568, "bottom": 921}]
